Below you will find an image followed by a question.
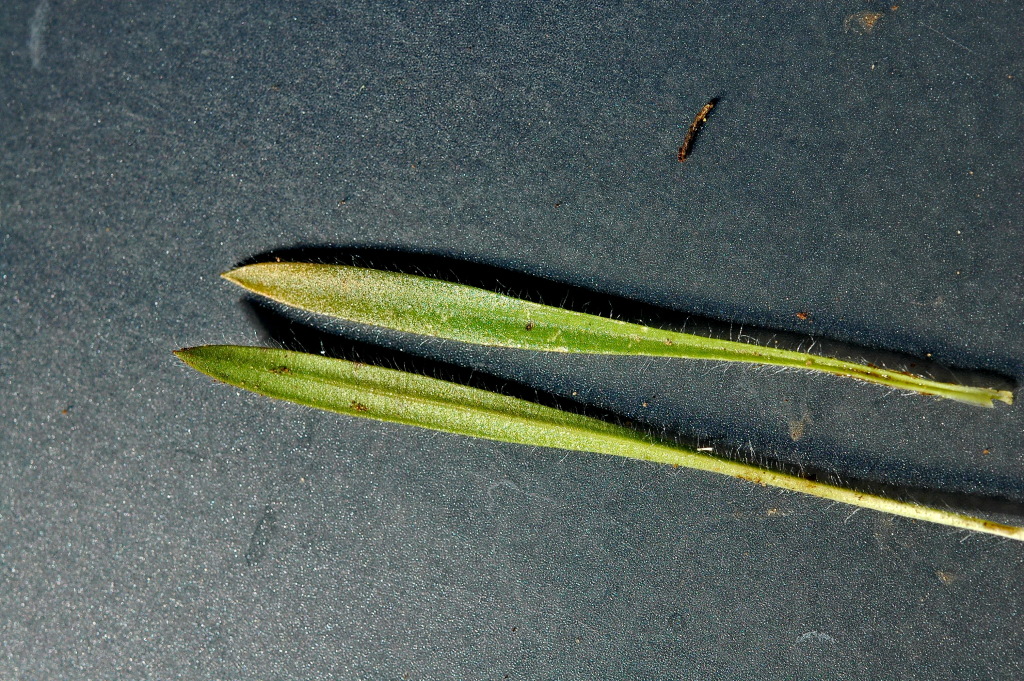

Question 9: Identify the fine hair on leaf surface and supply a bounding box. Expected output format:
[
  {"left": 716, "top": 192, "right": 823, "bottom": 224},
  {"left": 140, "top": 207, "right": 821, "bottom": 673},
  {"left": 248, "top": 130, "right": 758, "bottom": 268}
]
[
  {"left": 221, "top": 262, "right": 1013, "bottom": 408},
  {"left": 175, "top": 345, "right": 1024, "bottom": 541}
]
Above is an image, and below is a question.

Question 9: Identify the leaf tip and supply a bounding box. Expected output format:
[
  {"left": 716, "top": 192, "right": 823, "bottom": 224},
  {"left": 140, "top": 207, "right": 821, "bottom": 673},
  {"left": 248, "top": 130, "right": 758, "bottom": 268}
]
[
  {"left": 220, "top": 266, "right": 247, "bottom": 287},
  {"left": 173, "top": 346, "right": 200, "bottom": 367},
  {"left": 221, "top": 262, "right": 285, "bottom": 298}
]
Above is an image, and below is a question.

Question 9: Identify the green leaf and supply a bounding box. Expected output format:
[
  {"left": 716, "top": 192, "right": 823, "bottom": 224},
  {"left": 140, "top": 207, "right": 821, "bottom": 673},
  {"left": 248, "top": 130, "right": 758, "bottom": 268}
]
[
  {"left": 175, "top": 344, "right": 1024, "bottom": 541},
  {"left": 223, "top": 263, "right": 1013, "bottom": 408}
]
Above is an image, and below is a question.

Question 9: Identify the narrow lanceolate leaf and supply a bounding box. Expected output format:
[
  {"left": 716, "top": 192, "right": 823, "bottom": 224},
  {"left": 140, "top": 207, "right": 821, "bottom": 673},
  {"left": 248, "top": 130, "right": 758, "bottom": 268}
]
[
  {"left": 223, "top": 263, "right": 1013, "bottom": 408},
  {"left": 175, "top": 345, "right": 1024, "bottom": 541}
]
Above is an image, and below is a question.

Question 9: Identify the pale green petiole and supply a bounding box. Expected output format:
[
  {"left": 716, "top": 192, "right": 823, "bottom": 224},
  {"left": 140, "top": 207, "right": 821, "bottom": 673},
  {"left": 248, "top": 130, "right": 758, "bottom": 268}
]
[
  {"left": 222, "top": 263, "right": 1013, "bottom": 408},
  {"left": 175, "top": 345, "right": 1024, "bottom": 541}
]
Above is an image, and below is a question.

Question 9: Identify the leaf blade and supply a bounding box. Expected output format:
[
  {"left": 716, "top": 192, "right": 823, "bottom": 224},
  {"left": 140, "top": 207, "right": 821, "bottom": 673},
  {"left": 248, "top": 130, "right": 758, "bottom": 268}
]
[
  {"left": 176, "top": 345, "right": 1024, "bottom": 541},
  {"left": 223, "top": 263, "right": 1013, "bottom": 407}
]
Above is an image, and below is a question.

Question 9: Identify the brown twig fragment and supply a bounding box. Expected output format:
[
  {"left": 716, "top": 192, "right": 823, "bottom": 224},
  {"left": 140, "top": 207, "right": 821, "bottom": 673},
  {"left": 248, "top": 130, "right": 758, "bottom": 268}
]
[{"left": 678, "top": 98, "right": 719, "bottom": 162}]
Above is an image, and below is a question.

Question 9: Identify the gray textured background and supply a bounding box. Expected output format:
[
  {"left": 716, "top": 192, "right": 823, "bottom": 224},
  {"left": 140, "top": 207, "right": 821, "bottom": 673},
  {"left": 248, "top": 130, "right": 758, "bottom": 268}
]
[{"left": 2, "top": 1, "right": 1023, "bottom": 678}]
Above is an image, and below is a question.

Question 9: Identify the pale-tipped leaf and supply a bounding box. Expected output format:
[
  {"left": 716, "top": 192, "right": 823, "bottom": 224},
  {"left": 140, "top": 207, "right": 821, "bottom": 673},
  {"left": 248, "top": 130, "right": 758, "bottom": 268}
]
[{"left": 223, "top": 263, "right": 1013, "bottom": 408}]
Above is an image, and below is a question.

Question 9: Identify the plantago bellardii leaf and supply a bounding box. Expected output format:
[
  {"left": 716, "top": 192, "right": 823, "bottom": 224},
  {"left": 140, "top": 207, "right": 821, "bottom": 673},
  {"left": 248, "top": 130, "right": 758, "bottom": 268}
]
[
  {"left": 176, "top": 345, "right": 1024, "bottom": 541},
  {"left": 222, "top": 262, "right": 1013, "bottom": 408}
]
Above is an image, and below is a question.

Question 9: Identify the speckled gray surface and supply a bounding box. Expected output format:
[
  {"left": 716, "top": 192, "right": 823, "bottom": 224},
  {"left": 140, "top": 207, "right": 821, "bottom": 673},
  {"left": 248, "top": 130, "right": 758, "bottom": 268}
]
[{"left": 2, "top": 1, "right": 1023, "bottom": 679}]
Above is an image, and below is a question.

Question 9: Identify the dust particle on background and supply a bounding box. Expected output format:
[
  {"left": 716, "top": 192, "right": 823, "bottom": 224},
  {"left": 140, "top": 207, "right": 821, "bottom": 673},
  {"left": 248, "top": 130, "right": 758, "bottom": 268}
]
[
  {"left": 788, "top": 412, "right": 812, "bottom": 441},
  {"left": 28, "top": 0, "right": 51, "bottom": 69},
  {"left": 844, "top": 11, "right": 884, "bottom": 35}
]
